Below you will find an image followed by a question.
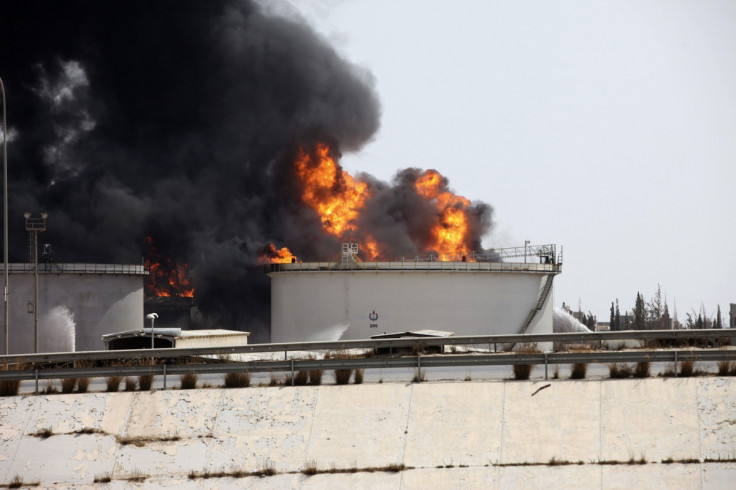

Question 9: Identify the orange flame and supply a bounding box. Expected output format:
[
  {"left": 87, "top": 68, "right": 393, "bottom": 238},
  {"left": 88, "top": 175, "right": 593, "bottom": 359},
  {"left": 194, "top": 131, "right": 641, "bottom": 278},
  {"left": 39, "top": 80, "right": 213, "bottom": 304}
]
[
  {"left": 415, "top": 170, "right": 472, "bottom": 256},
  {"left": 257, "top": 244, "right": 296, "bottom": 264},
  {"left": 290, "top": 143, "right": 476, "bottom": 261},
  {"left": 145, "top": 237, "right": 195, "bottom": 297},
  {"left": 294, "top": 142, "right": 369, "bottom": 237}
]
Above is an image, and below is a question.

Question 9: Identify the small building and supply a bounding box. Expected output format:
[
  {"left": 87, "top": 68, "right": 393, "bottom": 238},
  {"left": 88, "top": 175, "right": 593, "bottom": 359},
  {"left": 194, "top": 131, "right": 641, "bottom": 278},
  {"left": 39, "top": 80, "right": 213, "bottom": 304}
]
[
  {"left": 101, "top": 328, "right": 250, "bottom": 350},
  {"left": 370, "top": 329, "right": 454, "bottom": 355}
]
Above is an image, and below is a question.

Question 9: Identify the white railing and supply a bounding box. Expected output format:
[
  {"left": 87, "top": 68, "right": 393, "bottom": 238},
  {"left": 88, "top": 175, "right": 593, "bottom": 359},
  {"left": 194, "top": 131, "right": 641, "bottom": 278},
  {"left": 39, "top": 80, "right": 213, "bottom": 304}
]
[
  {"left": 0, "top": 263, "right": 148, "bottom": 275},
  {"left": 269, "top": 261, "right": 560, "bottom": 273}
]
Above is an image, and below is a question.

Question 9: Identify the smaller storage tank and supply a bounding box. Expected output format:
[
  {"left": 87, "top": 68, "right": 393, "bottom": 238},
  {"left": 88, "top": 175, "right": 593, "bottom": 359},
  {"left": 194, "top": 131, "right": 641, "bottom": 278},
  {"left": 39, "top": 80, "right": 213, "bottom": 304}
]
[{"left": 1, "top": 263, "right": 147, "bottom": 353}]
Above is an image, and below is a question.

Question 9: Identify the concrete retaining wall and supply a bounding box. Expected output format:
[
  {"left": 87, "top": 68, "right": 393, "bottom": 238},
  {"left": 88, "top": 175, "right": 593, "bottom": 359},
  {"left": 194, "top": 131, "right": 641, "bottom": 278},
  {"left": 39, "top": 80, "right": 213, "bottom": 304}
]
[{"left": 1, "top": 377, "right": 735, "bottom": 488}]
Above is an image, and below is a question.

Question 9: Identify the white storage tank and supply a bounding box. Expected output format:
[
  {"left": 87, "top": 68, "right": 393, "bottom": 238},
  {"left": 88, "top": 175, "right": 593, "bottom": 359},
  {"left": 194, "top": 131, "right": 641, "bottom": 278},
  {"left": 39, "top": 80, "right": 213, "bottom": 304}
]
[
  {"left": 1, "top": 263, "right": 147, "bottom": 353},
  {"left": 269, "top": 244, "right": 561, "bottom": 343}
]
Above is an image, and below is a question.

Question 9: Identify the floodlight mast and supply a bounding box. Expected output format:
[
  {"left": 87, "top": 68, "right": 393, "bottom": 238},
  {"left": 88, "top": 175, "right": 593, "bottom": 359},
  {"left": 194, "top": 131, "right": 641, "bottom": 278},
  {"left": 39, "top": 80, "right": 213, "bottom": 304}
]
[
  {"left": 2, "top": 77, "right": 8, "bottom": 355},
  {"left": 24, "top": 212, "right": 46, "bottom": 353}
]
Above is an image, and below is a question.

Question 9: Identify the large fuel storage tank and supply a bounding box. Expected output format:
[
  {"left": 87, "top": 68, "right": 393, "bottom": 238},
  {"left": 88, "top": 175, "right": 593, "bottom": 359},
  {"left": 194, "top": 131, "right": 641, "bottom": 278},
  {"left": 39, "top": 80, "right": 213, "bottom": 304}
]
[{"left": 269, "top": 244, "right": 561, "bottom": 343}]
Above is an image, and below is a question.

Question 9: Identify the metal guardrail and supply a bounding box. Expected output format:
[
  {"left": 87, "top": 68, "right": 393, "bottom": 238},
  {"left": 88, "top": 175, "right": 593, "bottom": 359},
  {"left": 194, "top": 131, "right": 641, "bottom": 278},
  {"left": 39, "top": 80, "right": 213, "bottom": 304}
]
[
  {"left": 1, "top": 330, "right": 735, "bottom": 391},
  {"left": 2, "top": 348, "right": 735, "bottom": 391},
  {"left": 1, "top": 329, "right": 735, "bottom": 365}
]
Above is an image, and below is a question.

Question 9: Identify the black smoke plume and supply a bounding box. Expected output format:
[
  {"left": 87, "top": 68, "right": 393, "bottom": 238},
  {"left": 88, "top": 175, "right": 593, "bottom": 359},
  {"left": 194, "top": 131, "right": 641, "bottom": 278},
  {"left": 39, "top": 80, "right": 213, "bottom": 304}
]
[{"left": 1, "top": 1, "right": 492, "bottom": 342}]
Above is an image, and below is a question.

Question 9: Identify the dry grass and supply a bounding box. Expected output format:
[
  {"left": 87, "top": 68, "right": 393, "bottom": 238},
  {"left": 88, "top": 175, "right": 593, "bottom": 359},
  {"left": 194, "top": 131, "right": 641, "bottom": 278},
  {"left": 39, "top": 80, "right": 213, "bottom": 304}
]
[
  {"left": 679, "top": 359, "right": 695, "bottom": 377},
  {"left": 43, "top": 381, "right": 59, "bottom": 394},
  {"left": 293, "top": 370, "right": 309, "bottom": 386},
  {"left": 608, "top": 363, "right": 633, "bottom": 379},
  {"left": 512, "top": 343, "right": 539, "bottom": 380},
  {"left": 5, "top": 475, "right": 40, "bottom": 488},
  {"left": 570, "top": 363, "right": 588, "bottom": 379},
  {"left": 75, "top": 427, "right": 105, "bottom": 435},
  {"left": 326, "top": 351, "right": 360, "bottom": 385},
  {"left": 138, "top": 374, "right": 153, "bottom": 391},
  {"left": 412, "top": 369, "right": 427, "bottom": 383},
  {"left": 661, "top": 364, "right": 677, "bottom": 377},
  {"left": 93, "top": 474, "right": 112, "bottom": 483},
  {"left": 257, "top": 459, "right": 277, "bottom": 477},
  {"left": 0, "top": 377, "right": 21, "bottom": 397},
  {"left": 105, "top": 376, "right": 123, "bottom": 392},
  {"left": 628, "top": 455, "right": 647, "bottom": 465},
  {"left": 60, "top": 377, "right": 77, "bottom": 394},
  {"left": 717, "top": 360, "right": 736, "bottom": 376},
  {"left": 354, "top": 369, "right": 364, "bottom": 384},
  {"left": 334, "top": 369, "right": 353, "bottom": 385},
  {"left": 179, "top": 373, "right": 198, "bottom": 390},
  {"left": 116, "top": 434, "right": 181, "bottom": 447},
  {"left": 634, "top": 361, "right": 651, "bottom": 378},
  {"left": 302, "top": 460, "right": 319, "bottom": 475},
  {"left": 124, "top": 377, "right": 138, "bottom": 391},
  {"left": 29, "top": 427, "right": 54, "bottom": 439},
  {"left": 308, "top": 369, "right": 323, "bottom": 385},
  {"left": 224, "top": 371, "right": 250, "bottom": 388},
  {"left": 76, "top": 376, "right": 90, "bottom": 393},
  {"left": 513, "top": 364, "right": 533, "bottom": 380},
  {"left": 269, "top": 373, "right": 284, "bottom": 386}
]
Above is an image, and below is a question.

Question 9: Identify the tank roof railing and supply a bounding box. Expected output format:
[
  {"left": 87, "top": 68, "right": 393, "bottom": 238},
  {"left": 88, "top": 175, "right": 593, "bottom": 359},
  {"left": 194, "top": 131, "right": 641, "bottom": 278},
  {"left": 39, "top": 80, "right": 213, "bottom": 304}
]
[
  {"left": 0, "top": 263, "right": 148, "bottom": 275},
  {"left": 398, "top": 244, "right": 561, "bottom": 265},
  {"left": 269, "top": 260, "right": 561, "bottom": 274}
]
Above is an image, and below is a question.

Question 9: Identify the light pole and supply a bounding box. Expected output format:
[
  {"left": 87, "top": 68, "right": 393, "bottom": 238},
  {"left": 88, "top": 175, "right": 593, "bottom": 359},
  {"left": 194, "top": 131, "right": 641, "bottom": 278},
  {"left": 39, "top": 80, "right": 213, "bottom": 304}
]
[
  {"left": 1, "top": 76, "right": 8, "bottom": 355},
  {"left": 524, "top": 240, "right": 530, "bottom": 263},
  {"left": 146, "top": 313, "right": 158, "bottom": 349},
  {"left": 24, "top": 212, "right": 46, "bottom": 353}
]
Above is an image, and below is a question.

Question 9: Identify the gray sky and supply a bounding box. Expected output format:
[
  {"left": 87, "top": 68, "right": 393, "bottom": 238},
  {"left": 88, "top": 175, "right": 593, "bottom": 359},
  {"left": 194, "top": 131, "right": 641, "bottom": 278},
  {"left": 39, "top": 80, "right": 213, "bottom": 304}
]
[{"left": 279, "top": 0, "right": 736, "bottom": 323}]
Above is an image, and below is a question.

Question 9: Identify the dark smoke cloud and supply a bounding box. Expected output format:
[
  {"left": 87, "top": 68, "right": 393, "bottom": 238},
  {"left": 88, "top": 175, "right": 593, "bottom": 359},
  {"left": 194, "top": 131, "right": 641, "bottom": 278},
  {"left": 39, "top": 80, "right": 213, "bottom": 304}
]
[{"left": 1, "top": 1, "right": 493, "bottom": 342}]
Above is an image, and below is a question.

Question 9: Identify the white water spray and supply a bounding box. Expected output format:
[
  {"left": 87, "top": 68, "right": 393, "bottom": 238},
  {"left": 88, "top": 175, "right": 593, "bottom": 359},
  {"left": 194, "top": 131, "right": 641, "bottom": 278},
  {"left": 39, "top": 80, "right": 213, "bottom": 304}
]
[
  {"left": 304, "top": 323, "right": 349, "bottom": 342},
  {"left": 553, "top": 307, "right": 591, "bottom": 333},
  {"left": 39, "top": 305, "right": 76, "bottom": 352}
]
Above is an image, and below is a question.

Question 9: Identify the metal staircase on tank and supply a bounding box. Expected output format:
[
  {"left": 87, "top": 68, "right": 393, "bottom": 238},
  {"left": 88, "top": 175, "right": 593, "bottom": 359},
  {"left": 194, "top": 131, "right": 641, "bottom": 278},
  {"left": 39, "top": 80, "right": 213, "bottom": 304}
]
[
  {"left": 518, "top": 274, "right": 555, "bottom": 334},
  {"left": 332, "top": 242, "right": 365, "bottom": 270}
]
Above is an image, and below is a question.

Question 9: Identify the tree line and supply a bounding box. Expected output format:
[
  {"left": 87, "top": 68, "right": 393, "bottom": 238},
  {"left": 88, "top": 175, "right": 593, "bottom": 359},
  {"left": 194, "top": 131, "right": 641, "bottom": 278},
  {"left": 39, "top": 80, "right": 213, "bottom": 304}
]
[{"left": 609, "top": 285, "right": 724, "bottom": 331}]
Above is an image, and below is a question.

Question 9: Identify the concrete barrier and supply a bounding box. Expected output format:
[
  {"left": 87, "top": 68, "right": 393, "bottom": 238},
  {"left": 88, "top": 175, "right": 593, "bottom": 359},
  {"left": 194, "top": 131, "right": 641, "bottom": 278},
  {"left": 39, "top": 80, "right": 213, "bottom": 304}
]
[{"left": 1, "top": 377, "right": 735, "bottom": 488}]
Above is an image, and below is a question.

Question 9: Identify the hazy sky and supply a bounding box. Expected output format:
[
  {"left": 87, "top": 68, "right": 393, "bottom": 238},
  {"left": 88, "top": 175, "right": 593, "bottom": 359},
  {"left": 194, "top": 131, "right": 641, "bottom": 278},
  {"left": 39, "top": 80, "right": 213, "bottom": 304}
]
[{"left": 277, "top": 0, "right": 735, "bottom": 323}]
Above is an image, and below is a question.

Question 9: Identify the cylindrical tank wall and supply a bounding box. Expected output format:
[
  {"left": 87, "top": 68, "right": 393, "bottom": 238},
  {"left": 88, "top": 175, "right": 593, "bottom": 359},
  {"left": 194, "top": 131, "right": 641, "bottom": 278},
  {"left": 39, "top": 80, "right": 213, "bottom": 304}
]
[
  {"left": 2, "top": 272, "right": 144, "bottom": 353},
  {"left": 271, "top": 270, "right": 554, "bottom": 343}
]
